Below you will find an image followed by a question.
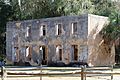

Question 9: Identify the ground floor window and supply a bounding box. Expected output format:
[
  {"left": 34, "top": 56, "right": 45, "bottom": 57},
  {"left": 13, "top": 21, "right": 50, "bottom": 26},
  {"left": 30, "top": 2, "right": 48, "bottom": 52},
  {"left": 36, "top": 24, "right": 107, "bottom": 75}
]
[
  {"left": 115, "top": 45, "right": 120, "bottom": 64},
  {"left": 39, "top": 46, "right": 47, "bottom": 65},
  {"left": 71, "top": 45, "right": 78, "bottom": 61},
  {"left": 26, "top": 46, "right": 31, "bottom": 61},
  {"left": 56, "top": 45, "right": 63, "bottom": 61},
  {"left": 13, "top": 47, "right": 19, "bottom": 62}
]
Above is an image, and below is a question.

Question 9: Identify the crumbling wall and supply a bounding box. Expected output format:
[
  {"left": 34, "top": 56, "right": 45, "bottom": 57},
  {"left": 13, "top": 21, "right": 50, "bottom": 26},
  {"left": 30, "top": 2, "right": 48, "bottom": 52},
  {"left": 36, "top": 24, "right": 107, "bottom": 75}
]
[{"left": 87, "top": 14, "right": 115, "bottom": 66}]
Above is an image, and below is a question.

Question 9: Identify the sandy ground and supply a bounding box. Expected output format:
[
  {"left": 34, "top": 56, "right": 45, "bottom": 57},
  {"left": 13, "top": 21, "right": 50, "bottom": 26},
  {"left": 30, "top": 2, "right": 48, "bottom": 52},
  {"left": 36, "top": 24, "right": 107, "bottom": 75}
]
[
  {"left": 1, "top": 75, "right": 120, "bottom": 80},
  {"left": 0, "top": 77, "right": 109, "bottom": 80}
]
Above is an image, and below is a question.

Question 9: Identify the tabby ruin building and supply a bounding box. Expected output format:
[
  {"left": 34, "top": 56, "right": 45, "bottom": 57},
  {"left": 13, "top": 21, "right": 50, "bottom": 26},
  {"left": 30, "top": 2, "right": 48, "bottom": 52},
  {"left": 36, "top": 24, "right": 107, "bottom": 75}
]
[{"left": 6, "top": 14, "right": 115, "bottom": 66}]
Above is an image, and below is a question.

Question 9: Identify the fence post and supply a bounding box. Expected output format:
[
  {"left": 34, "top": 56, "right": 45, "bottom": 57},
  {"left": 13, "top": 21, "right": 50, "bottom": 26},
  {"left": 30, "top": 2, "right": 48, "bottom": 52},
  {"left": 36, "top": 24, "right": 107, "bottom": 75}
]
[
  {"left": 84, "top": 65, "right": 86, "bottom": 80},
  {"left": 81, "top": 66, "right": 85, "bottom": 80},
  {"left": 40, "top": 64, "right": 42, "bottom": 80},
  {"left": 111, "top": 65, "right": 113, "bottom": 80},
  {"left": 1, "top": 66, "right": 6, "bottom": 80}
]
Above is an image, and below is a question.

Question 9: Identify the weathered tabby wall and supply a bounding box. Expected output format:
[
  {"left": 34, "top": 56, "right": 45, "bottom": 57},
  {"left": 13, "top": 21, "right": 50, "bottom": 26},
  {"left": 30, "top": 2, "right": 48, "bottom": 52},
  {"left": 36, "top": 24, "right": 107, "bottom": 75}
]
[
  {"left": 87, "top": 14, "right": 115, "bottom": 66},
  {"left": 6, "top": 15, "right": 88, "bottom": 65}
]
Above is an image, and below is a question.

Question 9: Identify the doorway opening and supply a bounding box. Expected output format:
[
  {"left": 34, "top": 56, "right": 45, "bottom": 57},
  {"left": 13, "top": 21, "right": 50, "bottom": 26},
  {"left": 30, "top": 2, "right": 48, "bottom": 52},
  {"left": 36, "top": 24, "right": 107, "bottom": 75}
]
[
  {"left": 39, "top": 46, "right": 47, "bottom": 65},
  {"left": 72, "top": 45, "right": 78, "bottom": 61},
  {"left": 115, "top": 45, "right": 120, "bottom": 64},
  {"left": 56, "top": 45, "right": 63, "bottom": 61}
]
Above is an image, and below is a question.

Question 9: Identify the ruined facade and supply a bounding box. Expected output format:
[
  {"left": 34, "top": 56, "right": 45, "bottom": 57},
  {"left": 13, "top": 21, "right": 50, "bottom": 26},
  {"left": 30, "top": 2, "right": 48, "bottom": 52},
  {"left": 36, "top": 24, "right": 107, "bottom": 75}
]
[{"left": 6, "top": 14, "right": 115, "bottom": 66}]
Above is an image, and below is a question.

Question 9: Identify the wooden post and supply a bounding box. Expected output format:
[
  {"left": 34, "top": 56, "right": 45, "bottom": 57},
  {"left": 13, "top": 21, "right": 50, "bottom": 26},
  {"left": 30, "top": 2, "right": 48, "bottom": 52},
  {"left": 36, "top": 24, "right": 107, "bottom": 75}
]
[
  {"left": 40, "top": 64, "right": 42, "bottom": 80},
  {"left": 111, "top": 65, "right": 113, "bottom": 80},
  {"left": 1, "top": 66, "right": 6, "bottom": 80},
  {"left": 81, "top": 66, "right": 84, "bottom": 80},
  {"left": 84, "top": 65, "right": 86, "bottom": 80}
]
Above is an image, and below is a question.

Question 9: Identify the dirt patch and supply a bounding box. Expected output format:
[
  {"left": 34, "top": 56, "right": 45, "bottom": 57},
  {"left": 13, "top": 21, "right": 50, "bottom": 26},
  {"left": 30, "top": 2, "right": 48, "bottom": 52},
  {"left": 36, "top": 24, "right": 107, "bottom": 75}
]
[{"left": 5, "top": 76, "right": 120, "bottom": 80}]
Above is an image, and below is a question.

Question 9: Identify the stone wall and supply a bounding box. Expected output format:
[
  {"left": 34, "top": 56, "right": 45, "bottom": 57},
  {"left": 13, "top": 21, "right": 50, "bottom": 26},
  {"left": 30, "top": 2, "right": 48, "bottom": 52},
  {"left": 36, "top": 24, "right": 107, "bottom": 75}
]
[
  {"left": 6, "top": 15, "right": 88, "bottom": 66},
  {"left": 87, "top": 14, "right": 115, "bottom": 66}
]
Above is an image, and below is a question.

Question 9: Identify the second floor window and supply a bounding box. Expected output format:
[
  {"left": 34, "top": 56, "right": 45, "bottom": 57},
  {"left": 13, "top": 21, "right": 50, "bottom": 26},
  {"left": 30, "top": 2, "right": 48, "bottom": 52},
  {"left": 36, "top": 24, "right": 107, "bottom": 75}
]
[
  {"left": 56, "top": 24, "right": 62, "bottom": 35},
  {"left": 25, "top": 26, "right": 31, "bottom": 37},
  {"left": 71, "top": 22, "right": 77, "bottom": 34},
  {"left": 40, "top": 25, "right": 46, "bottom": 36}
]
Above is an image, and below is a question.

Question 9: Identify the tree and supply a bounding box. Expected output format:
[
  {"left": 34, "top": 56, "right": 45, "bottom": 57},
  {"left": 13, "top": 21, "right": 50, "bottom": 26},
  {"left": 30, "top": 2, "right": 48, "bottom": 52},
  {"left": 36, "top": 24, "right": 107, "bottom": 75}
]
[
  {"left": 0, "top": 0, "right": 13, "bottom": 60},
  {"left": 55, "top": 0, "right": 94, "bottom": 15},
  {"left": 9, "top": 0, "right": 65, "bottom": 20},
  {"left": 9, "top": 0, "right": 95, "bottom": 20}
]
